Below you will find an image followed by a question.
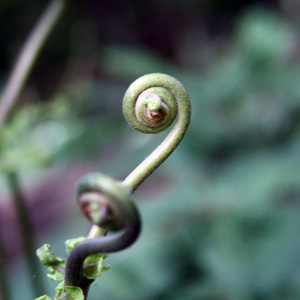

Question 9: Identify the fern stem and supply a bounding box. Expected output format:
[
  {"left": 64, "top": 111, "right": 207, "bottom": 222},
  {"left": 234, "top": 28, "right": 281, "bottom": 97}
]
[
  {"left": 6, "top": 171, "right": 45, "bottom": 298},
  {"left": 0, "top": 0, "right": 66, "bottom": 131}
]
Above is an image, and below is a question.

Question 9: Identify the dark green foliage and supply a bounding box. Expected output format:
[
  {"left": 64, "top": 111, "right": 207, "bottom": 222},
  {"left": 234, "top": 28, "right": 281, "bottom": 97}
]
[{"left": 2, "top": 2, "right": 300, "bottom": 300}]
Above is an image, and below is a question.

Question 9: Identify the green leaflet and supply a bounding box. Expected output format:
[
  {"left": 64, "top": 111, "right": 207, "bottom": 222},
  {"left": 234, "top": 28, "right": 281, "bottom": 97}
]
[
  {"left": 36, "top": 244, "right": 65, "bottom": 282},
  {"left": 83, "top": 253, "right": 110, "bottom": 280},
  {"left": 54, "top": 281, "right": 64, "bottom": 299},
  {"left": 65, "top": 286, "right": 85, "bottom": 300},
  {"left": 65, "top": 237, "right": 87, "bottom": 254},
  {"left": 36, "top": 238, "right": 109, "bottom": 299},
  {"left": 35, "top": 296, "right": 52, "bottom": 300},
  {"left": 36, "top": 244, "right": 62, "bottom": 265}
]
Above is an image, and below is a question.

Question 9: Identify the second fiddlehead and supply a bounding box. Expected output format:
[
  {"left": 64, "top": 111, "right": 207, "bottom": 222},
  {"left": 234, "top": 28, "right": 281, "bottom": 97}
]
[{"left": 63, "top": 173, "right": 141, "bottom": 298}]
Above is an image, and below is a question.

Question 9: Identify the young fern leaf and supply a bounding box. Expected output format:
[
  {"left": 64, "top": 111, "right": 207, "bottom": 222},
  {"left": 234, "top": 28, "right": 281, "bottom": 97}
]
[{"left": 123, "top": 73, "right": 191, "bottom": 192}]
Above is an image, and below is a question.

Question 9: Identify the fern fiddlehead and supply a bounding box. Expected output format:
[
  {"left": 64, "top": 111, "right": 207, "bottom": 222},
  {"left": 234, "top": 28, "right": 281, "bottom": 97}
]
[
  {"left": 63, "top": 73, "right": 191, "bottom": 299},
  {"left": 123, "top": 73, "right": 191, "bottom": 192},
  {"left": 64, "top": 173, "right": 141, "bottom": 298}
]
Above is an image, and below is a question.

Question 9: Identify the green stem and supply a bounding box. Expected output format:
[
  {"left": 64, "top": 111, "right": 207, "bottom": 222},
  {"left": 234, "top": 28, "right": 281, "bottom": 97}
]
[
  {"left": 0, "top": 0, "right": 66, "bottom": 131},
  {"left": 87, "top": 225, "right": 106, "bottom": 239},
  {"left": 6, "top": 171, "right": 45, "bottom": 298}
]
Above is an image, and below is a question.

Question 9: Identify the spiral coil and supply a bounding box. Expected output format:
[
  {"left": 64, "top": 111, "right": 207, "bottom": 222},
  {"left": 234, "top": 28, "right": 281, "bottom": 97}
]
[
  {"left": 123, "top": 73, "right": 188, "bottom": 134},
  {"left": 123, "top": 73, "right": 191, "bottom": 191}
]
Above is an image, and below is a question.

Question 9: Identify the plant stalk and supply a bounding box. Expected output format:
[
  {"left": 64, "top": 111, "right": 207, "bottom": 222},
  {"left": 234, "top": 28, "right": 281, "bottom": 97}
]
[
  {"left": 6, "top": 171, "right": 45, "bottom": 298},
  {"left": 0, "top": 0, "right": 66, "bottom": 131}
]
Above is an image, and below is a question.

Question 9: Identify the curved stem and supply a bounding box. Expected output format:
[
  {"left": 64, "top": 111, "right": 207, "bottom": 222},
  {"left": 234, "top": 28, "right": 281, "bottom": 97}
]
[
  {"left": 123, "top": 74, "right": 191, "bottom": 192},
  {"left": 65, "top": 221, "right": 140, "bottom": 298},
  {"left": 0, "top": 0, "right": 66, "bottom": 131},
  {"left": 64, "top": 174, "right": 141, "bottom": 298}
]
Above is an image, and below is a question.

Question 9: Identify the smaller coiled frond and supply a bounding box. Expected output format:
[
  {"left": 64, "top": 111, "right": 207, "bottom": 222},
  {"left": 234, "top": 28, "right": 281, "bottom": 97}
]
[{"left": 64, "top": 173, "right": 141, "bottom": 298}]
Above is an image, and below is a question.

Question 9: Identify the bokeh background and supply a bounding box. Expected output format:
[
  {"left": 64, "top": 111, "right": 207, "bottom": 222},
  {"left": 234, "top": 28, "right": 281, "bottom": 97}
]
[{"left": 1, "top": 0, "right": 300, "bottom": 299}]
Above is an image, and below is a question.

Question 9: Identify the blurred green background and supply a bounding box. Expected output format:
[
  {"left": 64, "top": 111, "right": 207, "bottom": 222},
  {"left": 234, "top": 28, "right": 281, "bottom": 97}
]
[{"left": 1, "top": 0, "right": 300, "bottom": 299}]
